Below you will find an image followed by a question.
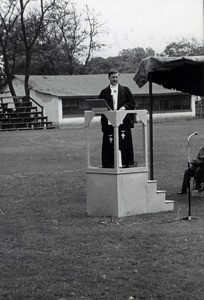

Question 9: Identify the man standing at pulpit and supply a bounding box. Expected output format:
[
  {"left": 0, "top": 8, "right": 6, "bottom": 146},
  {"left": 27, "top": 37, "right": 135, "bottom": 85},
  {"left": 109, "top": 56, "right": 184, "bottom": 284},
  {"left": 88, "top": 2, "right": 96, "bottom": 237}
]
[{"left": 99, "top": 69, "right": 135, "bottom": 168}]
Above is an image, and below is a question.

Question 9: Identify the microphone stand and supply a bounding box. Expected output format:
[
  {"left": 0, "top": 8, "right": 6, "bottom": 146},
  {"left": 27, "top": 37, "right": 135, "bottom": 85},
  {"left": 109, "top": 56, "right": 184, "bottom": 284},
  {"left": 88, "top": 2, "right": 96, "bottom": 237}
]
[{"left": 182, "top": 132, "right": 198, "bottom": 221}]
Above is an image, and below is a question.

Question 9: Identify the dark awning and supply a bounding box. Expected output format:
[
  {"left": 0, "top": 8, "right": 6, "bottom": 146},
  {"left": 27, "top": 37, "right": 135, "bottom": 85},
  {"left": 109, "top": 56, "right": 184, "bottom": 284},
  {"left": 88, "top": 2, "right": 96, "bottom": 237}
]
[
  {"left": 133, "top": 56, "right": 204, "bottom": 96},
  {"left": 133, "top": 56, "right": 204, "bottom": 180}
]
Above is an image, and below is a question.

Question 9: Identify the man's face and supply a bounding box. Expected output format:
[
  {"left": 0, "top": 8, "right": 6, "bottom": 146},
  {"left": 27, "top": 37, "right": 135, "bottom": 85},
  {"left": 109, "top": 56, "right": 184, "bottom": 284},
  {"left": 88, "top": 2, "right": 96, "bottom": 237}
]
[{"left": 109, "top": 73, "right": 119, "bottom": 86}]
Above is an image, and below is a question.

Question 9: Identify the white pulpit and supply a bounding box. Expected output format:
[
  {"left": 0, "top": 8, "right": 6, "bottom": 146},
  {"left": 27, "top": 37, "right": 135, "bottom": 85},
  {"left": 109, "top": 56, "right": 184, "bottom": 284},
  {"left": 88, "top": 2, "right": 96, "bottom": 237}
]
[{"left": 84, "top": 109, "right": 174, "bottom": 217}]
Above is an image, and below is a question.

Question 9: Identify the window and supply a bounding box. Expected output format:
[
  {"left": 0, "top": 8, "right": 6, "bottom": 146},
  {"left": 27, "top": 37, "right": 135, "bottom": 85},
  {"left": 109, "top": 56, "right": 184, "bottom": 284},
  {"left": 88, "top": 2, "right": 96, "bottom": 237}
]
[
  {"left": 62, "top": 98, "right": 87, "bottom": 117},
  {"left": 61, "top": 94, "right": 191, "bottom": 117},
  {"left": 135, "top": 94, "right": 191, "bottom": 111}
]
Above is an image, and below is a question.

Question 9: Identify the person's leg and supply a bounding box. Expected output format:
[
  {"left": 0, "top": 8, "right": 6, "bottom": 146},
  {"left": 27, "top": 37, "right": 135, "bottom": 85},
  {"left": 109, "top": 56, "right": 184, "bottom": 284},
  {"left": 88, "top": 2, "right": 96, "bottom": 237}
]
[
  {"left": 197, "top": 164, "right": 204, "bottom": 192},
  {"left": 180, "top": 169, "right": 189, "bottom": 194},
  {"left": 102, "top": 125, "right": 114, "bottom": 168},
  {"left": 179, "top": 166, "right": 196, "bottom": 194},
  {"left": 193, "top": 165, "right": 202, "bottom": 190},
  {"left": 119, "top": 124, "right": 134, "bottom": 167}
]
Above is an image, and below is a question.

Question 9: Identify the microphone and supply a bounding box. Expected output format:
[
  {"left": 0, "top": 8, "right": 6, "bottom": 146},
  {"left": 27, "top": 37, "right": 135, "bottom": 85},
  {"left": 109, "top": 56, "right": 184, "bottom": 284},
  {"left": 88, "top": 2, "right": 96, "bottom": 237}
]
[{"left": 187, "top": 132, "right": 198, "bottom": 144}]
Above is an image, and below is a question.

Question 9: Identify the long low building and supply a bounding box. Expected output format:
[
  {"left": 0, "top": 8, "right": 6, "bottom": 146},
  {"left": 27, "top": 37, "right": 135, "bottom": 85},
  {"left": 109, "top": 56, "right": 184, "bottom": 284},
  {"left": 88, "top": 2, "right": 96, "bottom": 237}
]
[{"left": 1, "top": 74, "right": 198, "bottom": 127}]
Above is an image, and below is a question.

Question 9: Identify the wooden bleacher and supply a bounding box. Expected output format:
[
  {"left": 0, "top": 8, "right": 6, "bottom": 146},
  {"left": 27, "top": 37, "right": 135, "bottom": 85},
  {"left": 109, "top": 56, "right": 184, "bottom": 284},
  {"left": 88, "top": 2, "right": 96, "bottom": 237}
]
[{"left": 0, "top": 96, "right": 54, "bottom": 131}]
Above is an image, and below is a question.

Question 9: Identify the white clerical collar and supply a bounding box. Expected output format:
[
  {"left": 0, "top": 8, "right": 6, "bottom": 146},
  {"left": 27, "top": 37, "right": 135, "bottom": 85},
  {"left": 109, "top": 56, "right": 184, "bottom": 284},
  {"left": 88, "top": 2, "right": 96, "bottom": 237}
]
[{"left": 110, "top": 84, "right": 118, "bottom": 90}]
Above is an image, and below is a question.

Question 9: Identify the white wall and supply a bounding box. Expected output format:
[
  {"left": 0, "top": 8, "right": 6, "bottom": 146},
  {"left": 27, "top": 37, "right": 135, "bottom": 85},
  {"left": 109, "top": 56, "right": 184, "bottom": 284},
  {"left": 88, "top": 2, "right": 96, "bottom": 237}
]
[{"left": 31, "top": 90, "right": 62, "bottom": 126}]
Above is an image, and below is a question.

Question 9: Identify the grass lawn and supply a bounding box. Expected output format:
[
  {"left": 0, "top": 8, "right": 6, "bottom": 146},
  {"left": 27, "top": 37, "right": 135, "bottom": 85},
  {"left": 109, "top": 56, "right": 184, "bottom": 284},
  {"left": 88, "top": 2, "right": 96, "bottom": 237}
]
[{"left": 0, "top": 118, "right": 204, "bottom": 300}]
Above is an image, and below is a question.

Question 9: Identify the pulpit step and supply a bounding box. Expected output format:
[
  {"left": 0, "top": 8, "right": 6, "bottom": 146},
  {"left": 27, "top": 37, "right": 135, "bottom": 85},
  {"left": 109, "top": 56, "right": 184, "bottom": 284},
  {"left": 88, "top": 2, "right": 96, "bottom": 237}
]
[{"left": 146, "top": 181, "right": 174, "bottom": 213}]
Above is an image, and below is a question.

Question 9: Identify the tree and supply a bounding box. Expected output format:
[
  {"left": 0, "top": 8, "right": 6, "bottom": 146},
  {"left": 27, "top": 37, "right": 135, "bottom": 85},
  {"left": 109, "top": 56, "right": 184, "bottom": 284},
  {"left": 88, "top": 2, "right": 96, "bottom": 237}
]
[
  {"left": 0, "top": 0, "right": 106, "bottom": 81},
  {"left": 85, "top": 56, "right": 111, "bottom": 74},
  {"left": 0, "top": 0, "right": 56, "bottom": 98},
  {"left": 19, "top": 0, "right": 56, "bottom": 99},
  {"left": 81, "top": 5, "right": 106, "bottom": 74},
  {"left": 162, "top": 38, "right": 204, "bottom": 57},
  {"left": 46, "top": 1, "right": 105, "bottom": 74},
  {"left": 0, "top": 0, "right": 21, "bottom": 98},
  {"left": 87, "top": 47, "right": 155, "bottom": 74},
  {"left": 118, "top": 47, "right": 155, "bottom": 72}
]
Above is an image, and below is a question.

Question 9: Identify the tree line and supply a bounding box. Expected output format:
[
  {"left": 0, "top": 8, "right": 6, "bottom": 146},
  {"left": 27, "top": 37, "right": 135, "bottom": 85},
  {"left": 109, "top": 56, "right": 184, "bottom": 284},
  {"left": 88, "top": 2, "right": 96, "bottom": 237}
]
[
  {"left": 0, "top": 0, "right": 204, "bottom": 98},
  {"left": 0, "top": 0, "right": 105, "bottom": 98},
  {"left": 88, "top": 38, "right": 204, "bottom": 74}
]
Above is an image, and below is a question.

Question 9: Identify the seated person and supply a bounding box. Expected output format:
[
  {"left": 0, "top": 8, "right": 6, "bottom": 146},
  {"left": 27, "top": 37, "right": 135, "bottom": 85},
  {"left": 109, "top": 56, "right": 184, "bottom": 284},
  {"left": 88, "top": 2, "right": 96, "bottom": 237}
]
[{"left": 178, "top": 145, "right": 204, "bottom": 194}]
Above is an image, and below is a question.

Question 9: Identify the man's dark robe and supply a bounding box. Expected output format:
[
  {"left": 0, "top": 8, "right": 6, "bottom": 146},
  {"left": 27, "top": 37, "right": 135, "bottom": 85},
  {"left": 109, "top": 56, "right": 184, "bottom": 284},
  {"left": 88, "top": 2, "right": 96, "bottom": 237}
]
[{"left": 99, "top": 84, "right": 135, "bottom": 168}]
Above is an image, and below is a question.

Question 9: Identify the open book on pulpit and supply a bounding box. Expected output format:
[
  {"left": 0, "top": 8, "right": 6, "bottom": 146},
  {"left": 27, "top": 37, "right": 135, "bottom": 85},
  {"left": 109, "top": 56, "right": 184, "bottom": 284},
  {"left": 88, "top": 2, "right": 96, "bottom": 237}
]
[{"left": 86, "top": 99, "right": 111, "bottom": 112}]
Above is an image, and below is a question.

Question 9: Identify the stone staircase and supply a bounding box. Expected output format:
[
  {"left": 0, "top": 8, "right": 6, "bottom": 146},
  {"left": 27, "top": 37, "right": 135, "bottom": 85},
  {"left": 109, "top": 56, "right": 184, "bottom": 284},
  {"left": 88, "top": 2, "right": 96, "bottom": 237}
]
[
  {"left": 0, "top": 96, "right": 55, "bottom": 131},
  {"left": 146, "top": 180, "right": 174, "bottom": 213}
]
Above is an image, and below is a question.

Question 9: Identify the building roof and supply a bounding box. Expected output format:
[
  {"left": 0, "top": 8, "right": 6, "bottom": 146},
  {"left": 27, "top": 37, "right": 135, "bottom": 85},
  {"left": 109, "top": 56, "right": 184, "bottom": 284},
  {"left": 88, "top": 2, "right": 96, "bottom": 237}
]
[{"left": 14, "top": 74, "right": 181, "bottom": 98}]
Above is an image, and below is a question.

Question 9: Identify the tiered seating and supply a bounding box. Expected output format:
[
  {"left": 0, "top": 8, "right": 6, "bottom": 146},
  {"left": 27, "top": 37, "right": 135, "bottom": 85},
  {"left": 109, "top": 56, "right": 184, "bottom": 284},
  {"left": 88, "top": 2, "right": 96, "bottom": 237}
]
[{"left": 0, "top": 96, "right": 55, "bottom": 131}]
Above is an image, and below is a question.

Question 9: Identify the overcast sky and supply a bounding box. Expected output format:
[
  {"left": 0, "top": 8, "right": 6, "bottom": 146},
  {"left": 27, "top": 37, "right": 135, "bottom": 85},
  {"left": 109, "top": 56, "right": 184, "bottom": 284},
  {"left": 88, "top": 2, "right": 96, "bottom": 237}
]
[{"left": 75, "top": 0, "right": 203, "bottom": 57}]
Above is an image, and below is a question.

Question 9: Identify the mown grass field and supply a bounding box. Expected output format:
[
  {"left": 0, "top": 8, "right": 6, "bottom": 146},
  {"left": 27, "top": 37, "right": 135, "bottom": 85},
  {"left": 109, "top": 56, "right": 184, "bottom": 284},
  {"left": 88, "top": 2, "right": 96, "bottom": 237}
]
[{"left": 1, "top": 118, "right": 204, "bottom": 300}]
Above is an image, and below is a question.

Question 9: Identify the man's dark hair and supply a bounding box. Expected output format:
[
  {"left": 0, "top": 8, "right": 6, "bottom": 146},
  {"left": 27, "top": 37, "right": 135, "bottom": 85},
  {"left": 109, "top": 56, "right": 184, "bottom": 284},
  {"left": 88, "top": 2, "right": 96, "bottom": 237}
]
[{"left": 108, "top": 69, "right": 119, "bottom": 77}]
